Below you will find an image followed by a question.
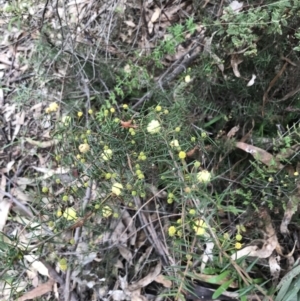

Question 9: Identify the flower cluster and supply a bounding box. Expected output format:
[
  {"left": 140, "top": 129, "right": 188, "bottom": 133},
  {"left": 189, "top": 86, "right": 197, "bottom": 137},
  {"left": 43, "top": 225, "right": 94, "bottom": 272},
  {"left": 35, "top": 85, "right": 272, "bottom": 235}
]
[
  {"left": 63, "top": 207, "right": 77, "bottom": 221},
  {"left": 102, "top": 205, "right": 113, "bottom": 218},
  {"left": 45, "top": 102, "right": 59, "bottom": 113},
  {"left": 112, "top": 183, "right": 123, "bottom": 195},
  {"left": 178, "top": 151, "right": 186, "bottom": 159},
  {"left": 234, "top": 224, "right": 246, "bottom": 249},
  {"left": 79, "top": 143, "right": 90, "bottom": 153},
  {"left": 168, "top": 226, "right": 176, "bottom": 237},
  {"left": 147, "top": 120, "right": 161, "bottom": 134},
  {"left": 101, "top": 148, "right": 113, "bottom": 161},
  {"left": 197, "top": 170, "right": 211, "bottom": 183},
  {"left": 193, "top": 219, "right": 207, "bottom": 236},
  {"left": 167, "top": 192, "right": 175, "bottom": 204},
  {"left": 170, "top": 139, "right": 180, "bottom": 150},
  {"left": 58, "top": 258, "right": 68, "bottom": 271}
]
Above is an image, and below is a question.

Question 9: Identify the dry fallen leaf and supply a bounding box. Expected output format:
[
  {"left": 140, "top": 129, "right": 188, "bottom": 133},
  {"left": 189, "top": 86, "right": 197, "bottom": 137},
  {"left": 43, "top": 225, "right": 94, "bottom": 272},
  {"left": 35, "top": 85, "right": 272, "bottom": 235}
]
[
  {"left": 201, "top": 240, "right": 214, "bottom": 272},
  {"left": 247, "top": 74, "right": 257, "bottom": 86},
  {"left": 150, "top": 8, "right": 161, "bottom": 23},
  {"left": 128, "top": 261, "right": 162, "bottom": 291},
  {"left": 17, "top": 279, "right": 55, "bottom": 301},
  {"left": 227, "top": 125, "right": 240, "bottom": 138},
  {"left": 154, "top": 274, "right": 172, "bottom": 288},
  {"left": 231, "top": 54, "right": 243, "bottom": 77},
  {"left": 120, "top": 120, "right": 138, "bottom": 129},
  {"left": 12, "top": 111, "right": 25, "bottom": 140},
  {"left": 280, "top": 198, "right": 297, "bottom": 235},
  {"left": 232, "top": 209, "right": 280, "bottom": 260},
  {"left": 0, "top": 199, "right": 11, "bottom": 232},
  {"left": 24, "top": 255, "right": 49, "bottom": 277},
  {"left": 118, "top": 245, "right": 133, "bottom": 265},
  {"left": 236, "top": 141, "right": 283, "bottom": 169},
  {"left": 124, "top": 20, "right": 136, "bottom": 28},
  {"left": 269, "top": 255, "right": 281, "bottom": 282},
  {"left": 228, "top": 1, "right": 243, "bottom": 12}
]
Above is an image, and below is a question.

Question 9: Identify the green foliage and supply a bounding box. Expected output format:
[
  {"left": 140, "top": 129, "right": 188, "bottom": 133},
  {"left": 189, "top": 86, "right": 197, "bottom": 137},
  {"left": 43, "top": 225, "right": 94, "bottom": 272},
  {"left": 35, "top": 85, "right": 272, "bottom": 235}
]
[
  {"left": 3, "top": 1, "right": 300, "bottom": 300},
  {"left": 214, "top": 1, "right": 300, "bottom": 56}
]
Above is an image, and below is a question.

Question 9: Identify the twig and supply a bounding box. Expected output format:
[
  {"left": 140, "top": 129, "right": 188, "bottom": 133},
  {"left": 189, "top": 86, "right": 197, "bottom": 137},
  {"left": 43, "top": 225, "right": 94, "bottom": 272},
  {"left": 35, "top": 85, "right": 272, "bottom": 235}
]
[
  {"left": 0, "top": 189, "right": 36, "bottom": 219},
  {"left": 132, "top": 42, "right": 204, "bottom": 109}
]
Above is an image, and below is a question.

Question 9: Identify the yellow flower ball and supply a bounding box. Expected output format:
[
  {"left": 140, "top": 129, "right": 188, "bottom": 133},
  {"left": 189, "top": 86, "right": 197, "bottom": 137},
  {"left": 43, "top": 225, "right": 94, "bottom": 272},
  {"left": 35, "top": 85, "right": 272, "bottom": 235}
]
[
  {"left": 168, "top": 226, "right": 176, "bottom": 237},
  {"left": 62, "top": 195, "right": 68, "bottom": 201},
  {"left": 194, "top": 161, "right": 201, "bottom": 168},
  {"left": 110, "top": 107, "right": 115, "bottom": 113},
  {"left": 170, "top": 139, "right": 179, "bottom": 149},
  {"left": 104, "top": 173, "right": 111, "bottom": 180},
  {"left": 235, "top": 242, "right": 242, "bottom": 249},
  {"left": 294, "top": 171, "right": 299, "bottom": 176},
  {"left": 58, "top": 258, "right": 68, "bottom": 271},
  {"left": 147, "top": 120, "right": 161, "bottom": 134},
  {"left": 48, "top": 102, "right": 59, "bottom": 112},
  {"left": 112, "top": 183, "right": 123, "bottom": 196},
  {"left": 42, "top": 187, "right": 49, "bottom": 193},
  {"left": 122, "top": 104, "right": 129, "bottom": 109},
  {"left": 175, "top": 127, "right": 181, "bottom": 132},
  {"left": 193, "top": 219, "right": 207, "bottom": 236},
  {"left": 102, "top": 205, "right": 113, "bottom": 218},
  {"left": 88, "top": 109, "right": 93, "bottom": 115},
  {"left": 77, "top": 111, "right": 83, "bottom": 117},
  {"left": 189, "top": 209, "right": 196, "bottom": 215},
  {"left": 184, "top": 186, "right": 191, "bottom": 193},
  {"left": 236, "top": 234, "right": 243, "bottom": 241},
  {"left": 178, "top": 151, "right": 186, "bottom": 159},
  {"left": 101, "top": 149, "right": 113, "bottom": 161},
  {"left": 78, "top": 143, "right": 90, "bottom": 153},
  {"left": 185, "top": 75, "right": 191, "bottom": 83},
  {"left": 63, "top": 207, "right": 77, "bottom": 221},
  {"left": 155, "top": 105, "right": 162, "bottom": 112},
  {"left": 56, "top": 210, "right": 62, "bottom": 217},
  {"left": 62, "top": 115, "right": 71, "bottom": 126},
  {"left": 197, "top": 170, "right": 211, "bottom": 183},
  {"left": 223, "top": 232, "right": 230, "bottom": 240},
  {"left": 167, "top": 198, "right": 173, "bottom": 204}
]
